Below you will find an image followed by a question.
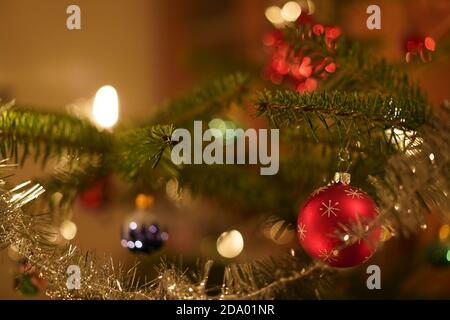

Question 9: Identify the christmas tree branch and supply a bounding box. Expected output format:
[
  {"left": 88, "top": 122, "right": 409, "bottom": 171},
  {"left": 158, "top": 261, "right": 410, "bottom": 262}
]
[
  {"left": 327, "top": 42, "right": 425, "bottom": 96},
  {"left": 151, "top": 72, "right": 250, "bottom": 128},
  {"left": 39, "top": 159, "right": 107, "bottom": 211},
  {"left": 0, "top": 72, "right": 250, "bottom": 183},
  {"left": 114, "top": 124, "right": 179, "bottom": 182},
  {"left": 0, "top": 108, "right": 113, "bottom": 165},
  {"left": 181, "top": 165, "right": 295, "bottom": 216},
  {"left": 180, "top": 152, "right": 333, "bottom": 219},
  {"left": 255, "top": 90, "right": 429, "bottom": 148},
  {"left": 112, "top": 72, "right": 249, "bottom": 184}
]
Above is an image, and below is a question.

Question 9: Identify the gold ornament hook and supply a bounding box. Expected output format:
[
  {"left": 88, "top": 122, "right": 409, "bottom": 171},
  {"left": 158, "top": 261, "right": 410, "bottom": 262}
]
[{"left": 333, "top": 172, "right": 351, "bottom": 184}]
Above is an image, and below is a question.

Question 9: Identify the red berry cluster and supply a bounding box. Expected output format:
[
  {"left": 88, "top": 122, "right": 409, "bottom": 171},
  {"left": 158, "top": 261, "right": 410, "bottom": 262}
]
[
  {"left": 405, "top": 35, "right": 436, "bottom": 63},
  {"left": 262, "top": 24, "right": 342, "bottom": 93}
]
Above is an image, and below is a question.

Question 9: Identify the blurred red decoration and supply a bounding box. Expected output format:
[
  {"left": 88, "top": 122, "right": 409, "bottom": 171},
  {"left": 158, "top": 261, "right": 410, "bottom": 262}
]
[
  {"left": 404, "top": 34, "right": 436, "bottom": 63},
  {"left": 424, "top": 37, "right": 436, "bottom": 51},
  {"left": 263, "top": 22, "right": 341, "bottom": 93},
  {"left": 78, "top": 176, "right": 109, "bottom": 210},
  {"left": 297, "top": 181, "right": 381, "bottom": 267},
  {"left": 15, "top": 260, "right": 47, "bottom": 296}
]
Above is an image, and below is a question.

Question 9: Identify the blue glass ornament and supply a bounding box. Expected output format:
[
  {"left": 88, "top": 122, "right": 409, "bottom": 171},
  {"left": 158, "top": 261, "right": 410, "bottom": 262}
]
[{"left": 121, "top": 216, "right": 168, "bottom": 254}]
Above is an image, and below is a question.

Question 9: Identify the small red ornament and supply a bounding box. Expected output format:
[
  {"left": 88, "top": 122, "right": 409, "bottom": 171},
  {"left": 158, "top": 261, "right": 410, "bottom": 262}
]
[
  {"left": 297, "top": 173, "right": 381, "bottom": 267},
  {"left": 78, "top": 176, "right": 109, "bottom": 210}
]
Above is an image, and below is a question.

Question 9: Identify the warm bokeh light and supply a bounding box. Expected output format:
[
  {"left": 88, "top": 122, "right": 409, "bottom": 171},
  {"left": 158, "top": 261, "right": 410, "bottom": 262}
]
[
  {"left": 306, "top": 0, "right": 316, "bottom": 15},
  {"left": 60, "top": 220, "right": 77, "bottom": 240},
  {"left": 265, "top": 6, "right": 284, "bottom": 25},
  {"left": 384, "top": 128, "right": 422, "bottom": 155},
  {"left": 208, "top": 118, "right": 237, "bottom": 143},
  {"left": 208, "top": 118, "right": 227, "bottom": 138},
  {"left": 216, "top": 229, "right": 244, "bottom": 258},
  {"left": 281, "top": 2, "right": 301, "bottom": 22},
  {"left": 129, "top": 221, "right": 138, "bottom": 230},
  {"left": 439, "top": 224, "right": 450, "bottom": 241},
  {"left": 135, "top": 194, "right": 155, "bottom": 209},
  {"left": 269, "top": 220, "right": 295, "bottom": 245},
  {"left": 92, "top": 85, "right": 119, "bottom": 129},
  {"left": 161, "top": 232, "right": 169, "bottom": 241},
  {"left": 51, "top": 192, "right": 63, "bottom": 205},
  {"left": 166, "top": 178, "right": 182, "bottom": 201}
]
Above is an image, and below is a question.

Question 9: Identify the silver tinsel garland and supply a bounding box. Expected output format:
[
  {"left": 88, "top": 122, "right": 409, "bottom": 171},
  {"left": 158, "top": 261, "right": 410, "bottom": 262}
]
[
  {"left": 370, "top": 102, "right": 450, "bottom": 235},
  {"left": 0, "top": 161, "right": 326, "bottom": 299}
]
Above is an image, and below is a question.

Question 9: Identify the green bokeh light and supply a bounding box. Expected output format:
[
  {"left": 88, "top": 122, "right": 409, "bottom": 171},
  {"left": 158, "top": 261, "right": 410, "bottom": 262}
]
[{"left": 208, "top": 118, "right": 237, "bottom": 142}]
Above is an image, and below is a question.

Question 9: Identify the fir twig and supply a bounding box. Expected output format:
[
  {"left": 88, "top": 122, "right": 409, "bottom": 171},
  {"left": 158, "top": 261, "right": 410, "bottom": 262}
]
[
  {"left": 151, "top": 73, "right": 250, "bottom": 127},
  {"left": 0, "top": 109, "right": 112, "bottom": 165},
  {"left": 114, "top": 124, "right": 178, "bottom": 182},
  {"left": 255, "top": 90, "right": 429, "bottom": 150}
]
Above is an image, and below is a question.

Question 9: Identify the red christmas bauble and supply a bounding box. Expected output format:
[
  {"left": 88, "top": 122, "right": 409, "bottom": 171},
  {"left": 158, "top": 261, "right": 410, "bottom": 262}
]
[{"left": 297, "top": 181, "right": 381, "bottom": 267}]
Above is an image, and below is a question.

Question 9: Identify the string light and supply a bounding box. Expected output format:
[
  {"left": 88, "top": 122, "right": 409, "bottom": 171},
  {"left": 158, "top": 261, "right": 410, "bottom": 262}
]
[
  {"left": 129, "top": 221, "right": 138, "bottom": 230},
  {"left": 281, "top": 2, "right": 301, "bottom": 22},
  {"left": 92, "top": 85, "right": 119, "bottom": 129},
  {"left": 265, "top": 6, "right": 284, "bottom": 26},
  {"left": 265, "top": 1, "right": 315, "bottom": 27},
  {"left": 265, "top": 1, "right": 311, "bottom": 27},
  {"left": 161, "top": 232, "right": 169, "bottom": 241},
  {"left": 60, "top": 220, "right": 77, "bottom": 240},
  {"left": 216, "top": 230, "right": 244, "bottom": 258}
]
